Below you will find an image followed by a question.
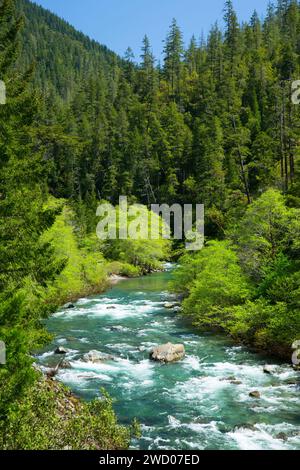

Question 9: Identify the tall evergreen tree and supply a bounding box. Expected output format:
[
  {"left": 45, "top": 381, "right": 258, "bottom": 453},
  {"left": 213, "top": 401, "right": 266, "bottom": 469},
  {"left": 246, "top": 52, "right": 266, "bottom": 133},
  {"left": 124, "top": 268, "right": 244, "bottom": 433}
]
[
  {"left": 163, "top": 18, "right": 184, "bottom": 100},
  {"left": 0, "top": 0, "right": 60, "bottom": 415}
]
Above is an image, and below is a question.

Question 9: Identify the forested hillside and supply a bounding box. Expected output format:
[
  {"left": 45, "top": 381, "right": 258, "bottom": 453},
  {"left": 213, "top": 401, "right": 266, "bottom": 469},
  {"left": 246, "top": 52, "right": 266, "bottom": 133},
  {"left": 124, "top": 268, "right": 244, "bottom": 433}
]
[
  {"left": 15, "top": 0, "right": 300, "bottom": 232},
  {"left": 0, "top": 0, "right": 299, "bottom": 450}
]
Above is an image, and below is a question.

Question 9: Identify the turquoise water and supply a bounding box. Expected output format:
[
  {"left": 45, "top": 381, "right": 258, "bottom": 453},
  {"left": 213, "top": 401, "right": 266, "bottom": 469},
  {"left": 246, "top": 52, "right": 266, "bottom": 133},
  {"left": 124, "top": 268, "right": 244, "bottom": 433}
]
[{"left": 38, "top": 268, "right": 300, "bottom": 450}]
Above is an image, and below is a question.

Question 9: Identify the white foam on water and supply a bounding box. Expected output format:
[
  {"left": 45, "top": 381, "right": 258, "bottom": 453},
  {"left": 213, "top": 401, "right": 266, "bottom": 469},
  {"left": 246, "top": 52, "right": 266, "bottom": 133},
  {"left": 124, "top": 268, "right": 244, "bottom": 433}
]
[
  {"left": 206, "top": 361, "right": 263, "bottom": 378},
  {"left": 184, "top": 340, "right": 201, "bottom": 346},
  {"left": 38, "top": 351, "right": 54, "bottom": 359},
  {"left": 76, "top": 298, "right": 91, "bottom": 305},
  {"left": 141, "top": 341, "right": 158, "bottom": 348},
  {"left": 175, "top": 438, "right": 205, "bottom": 450},
  {"left": 115, "top": 358, "right": 155, "bottom": 380},
  {"left": 56, "top": 338, "right": 67, "bottom": 344},
  {"left": 53, "top": 308, "right": 87, "bottom": 319},
  {"left": 149, "top": 321, "right": 164, "bottom": 328},
  {"left": 70, "top": 359, "right": 117, "bottom": 373},
  {"left": 78, "top": 337, "right": 89, "bottom": 344},
  {"left": 69, "top": 356, "right": 155, "bottom": 385},
  {"left": 84, "top": 302, "right": 162, "bottom": 320},
  {"left": 131, "top": 299, "right": 163, "bottom": 306},
  {"left": 163, "top": 262, "right": 174, "bottom": 270},
  {"left": 58, "top": 369, "right": 112, "bottom": 385},
  {"left": 185, "top": 420, "right": 221, "bottom": 435},
  {"left": 136, "top": 331, "right": 148, "bottom": 337},
  {"left": 168, "top": 415, "right": 181, "bottom": 427},
  {"left": 182, "top": 355, "right": 202, "bottom": 371},
  {"left": 227, "top": 423, "right": 296, "bottom": 450},
  {"left": 64, "top": 349, "right": 80, "bottom": 359},
  {"left": 141, "top": 379, "right": 154, "bottom": 387},
  {"left": 105, "top": 342, "right": 134, "bottom": 351},
  {"left": 175, "top": 376, "right": 231, "bottom": 401}
]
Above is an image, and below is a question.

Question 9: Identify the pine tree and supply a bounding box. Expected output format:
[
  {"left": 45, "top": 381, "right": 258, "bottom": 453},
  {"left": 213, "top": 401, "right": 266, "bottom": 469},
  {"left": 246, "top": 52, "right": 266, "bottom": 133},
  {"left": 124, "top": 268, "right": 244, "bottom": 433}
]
[
  {"left": 223, "top": 0, "right": 240, "bottom": 75},
  {"left": 0, "top": 0, "right": 60, "bottom": 415},
  {"left": 139, "top": 35, "right": 157, "bottom": 103},
  {"left": 163, "top": 18, "right": 184, "bottom": 100}
]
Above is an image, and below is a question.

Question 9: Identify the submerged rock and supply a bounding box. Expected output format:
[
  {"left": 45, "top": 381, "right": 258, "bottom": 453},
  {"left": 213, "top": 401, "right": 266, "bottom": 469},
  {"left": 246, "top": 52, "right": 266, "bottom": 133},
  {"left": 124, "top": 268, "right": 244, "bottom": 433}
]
[
  {"left": 150, "top": 342, "right": 185, "bottom": 363},
  {"left": 276, "top": 432, "right": 288, "bottom": 441},
  {"left": 234, "top": 424, "right": 257, "bottom": 432},
  {"left": 249, "top": 391, "right": 261, "bottom": 399},
  {"left": 284, "top": 378, "right": 299, "bottom": 385},
  {"left": 63, "top": 303, "right": 75, "bottom": 309},
  {"left": 54, "top": 346, "right": 67, "bottom": 355},
  {"left": 164, "top": 302, "right": 178, "bottom": 309},
  {"left": 263, "top": 365, "right": 276, "bottom": 375},
  {"left": 82, "top": 350, "right": 114, "bottom": 363},
  {"left": 60, "top": 360, "right": 72, "bottom": 369},
  {"left": 110, "top": 326, "right": 124, "bottom": 332}
]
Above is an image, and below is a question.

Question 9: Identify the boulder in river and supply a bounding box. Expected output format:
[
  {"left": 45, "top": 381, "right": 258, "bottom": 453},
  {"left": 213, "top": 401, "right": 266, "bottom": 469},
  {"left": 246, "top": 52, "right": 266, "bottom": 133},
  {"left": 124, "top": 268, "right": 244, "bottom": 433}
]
[
  {"left": 82, "top": 350, "right": 114, "bottom": 363},
  {"left": 249, "top": 391, "right": 261, "bottom": 399},
  {"left": 54, "top": 346, "right": 67, "bottom": 355},
  {"left": 149, "top": 342, "right": 185, "bottom": 363},
  {"left": 276, "top": 432, "right": 288, "bottom": 441},
  {"left": 164, "top": 302, "right": 178, "bottom": 309},
  {"left": 263, "top": 365, "right": 276, "bottom": 375},
  {"left": 60, "top": 360, "right": 72, "bottom": 369},
  {"left": 63, "top": 302, "right": 75, "bottom": 309},
  {"left": 110, "top": 326, "right": 124, "bottom": 332}
]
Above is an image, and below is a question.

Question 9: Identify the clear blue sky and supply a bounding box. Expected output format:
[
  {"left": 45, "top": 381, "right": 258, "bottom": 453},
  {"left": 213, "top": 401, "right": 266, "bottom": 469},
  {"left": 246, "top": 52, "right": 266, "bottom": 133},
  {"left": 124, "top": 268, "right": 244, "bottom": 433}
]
[{"left": 33, "top": 0, "right": 272, "bottom": 61}]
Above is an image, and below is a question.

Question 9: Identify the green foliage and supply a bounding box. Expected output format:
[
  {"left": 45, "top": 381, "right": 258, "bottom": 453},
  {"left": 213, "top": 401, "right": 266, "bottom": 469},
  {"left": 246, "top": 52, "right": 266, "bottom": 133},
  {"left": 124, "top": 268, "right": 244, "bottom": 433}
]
[
  {"left": 106, "top": 261, "right": 141, "bottom": 278},
  {"left": 173, "top": 190, "right": 300, "bottom": 357},
  {"left": 101, "top": 205, "right": 171, "bottom": 274},
  {"left": 0, "top": 0, "right": 60, "bottom": 417},
  {"left": 173, "top": 241, "right": 251, "bottom": 328},
  {"left": 42, "top": 203, "right": 109, "bottom": 304},
  {"left": 1, "top": 0, "right": 300, "bottom": 450},
  {"left": 0, "top": 379, "right": 133, "bottom": 450},
  {"left": 14, "top": 0, "right": 300, "bottom": 213},
  {"left": 230, "top": 189, "right": 300, "bottom": 280},
  {"left": 224, "top": 300, "right": 300, "bottom": 354}
]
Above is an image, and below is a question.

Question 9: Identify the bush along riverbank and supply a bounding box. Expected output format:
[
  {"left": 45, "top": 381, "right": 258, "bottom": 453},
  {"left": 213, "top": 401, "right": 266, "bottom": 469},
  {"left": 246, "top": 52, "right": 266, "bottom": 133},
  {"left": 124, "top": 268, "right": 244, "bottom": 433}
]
[
  {"left": 171, "top": 190, "right": 300, "bottom": 361},
  {"left": 41, "top": 198, "right": 171, "bottom": 307},
  {"left": 1, "top": 373, "right": 140, "bottom": 450}
]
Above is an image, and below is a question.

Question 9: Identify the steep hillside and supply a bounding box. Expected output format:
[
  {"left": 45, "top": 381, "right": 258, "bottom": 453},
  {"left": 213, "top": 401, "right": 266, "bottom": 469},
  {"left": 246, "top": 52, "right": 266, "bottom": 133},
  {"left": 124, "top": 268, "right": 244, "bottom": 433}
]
[{"left": 16, "top": 0, "right": 121, "bottom": 99}]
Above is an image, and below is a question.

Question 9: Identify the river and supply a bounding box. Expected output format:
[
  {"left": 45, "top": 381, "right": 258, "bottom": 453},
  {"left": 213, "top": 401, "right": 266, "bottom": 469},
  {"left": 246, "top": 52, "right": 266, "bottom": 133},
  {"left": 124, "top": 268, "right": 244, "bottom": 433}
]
[{"left": 37, "top": 267, "right": 300, "bottom": 450}]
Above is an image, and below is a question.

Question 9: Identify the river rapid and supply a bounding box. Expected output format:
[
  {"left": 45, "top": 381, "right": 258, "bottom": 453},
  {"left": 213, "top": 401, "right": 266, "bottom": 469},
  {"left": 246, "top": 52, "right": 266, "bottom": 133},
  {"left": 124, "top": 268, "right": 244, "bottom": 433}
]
[{"left": 37, "top": 267, "right": 300, "bottom": 450}]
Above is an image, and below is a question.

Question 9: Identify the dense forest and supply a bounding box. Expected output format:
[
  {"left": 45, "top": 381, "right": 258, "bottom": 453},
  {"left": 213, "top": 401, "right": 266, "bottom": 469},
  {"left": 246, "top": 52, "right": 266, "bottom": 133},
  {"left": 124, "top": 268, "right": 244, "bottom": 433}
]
[{"left": 0, "top": 0, "right": 299, "bottom": 450}]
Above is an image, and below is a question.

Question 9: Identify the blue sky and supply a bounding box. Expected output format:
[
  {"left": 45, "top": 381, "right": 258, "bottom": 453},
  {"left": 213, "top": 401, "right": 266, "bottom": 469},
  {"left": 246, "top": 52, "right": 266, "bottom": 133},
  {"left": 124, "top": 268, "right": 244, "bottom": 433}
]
[{"left": 33, "top": 0, "right": 271, "bottom": 61}]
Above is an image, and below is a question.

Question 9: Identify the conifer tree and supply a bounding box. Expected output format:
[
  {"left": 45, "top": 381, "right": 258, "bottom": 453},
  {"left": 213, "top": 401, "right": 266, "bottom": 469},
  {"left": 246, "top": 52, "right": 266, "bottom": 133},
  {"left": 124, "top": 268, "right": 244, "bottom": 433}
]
[
  {"left": 163, "top": 18, "right": 184, "bottom": 99},
  {"left": 0, "top": 0, "right": 60, "bottom": 415}
]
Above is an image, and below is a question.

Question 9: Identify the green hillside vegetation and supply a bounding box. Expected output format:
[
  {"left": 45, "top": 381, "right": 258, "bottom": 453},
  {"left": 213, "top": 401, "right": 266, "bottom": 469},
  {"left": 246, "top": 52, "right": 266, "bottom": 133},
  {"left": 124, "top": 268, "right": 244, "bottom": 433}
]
[{"left": 172, "top": 190, "right": 300, "bottom": 357}]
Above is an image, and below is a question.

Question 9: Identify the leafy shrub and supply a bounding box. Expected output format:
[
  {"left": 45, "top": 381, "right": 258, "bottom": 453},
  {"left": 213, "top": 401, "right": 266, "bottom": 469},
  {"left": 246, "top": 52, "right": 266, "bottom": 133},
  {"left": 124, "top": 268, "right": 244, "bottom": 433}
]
[
  {"left": 0, "top": 377, "right": 135, "bottom": 450},
  {"left": 106, "top": 261, "right": 141, "bottom": 278}
]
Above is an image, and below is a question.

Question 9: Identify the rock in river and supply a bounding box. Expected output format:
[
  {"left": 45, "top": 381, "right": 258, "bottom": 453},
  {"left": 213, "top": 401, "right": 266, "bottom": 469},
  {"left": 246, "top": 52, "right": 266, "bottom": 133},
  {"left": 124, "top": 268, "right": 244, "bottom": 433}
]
[
  {"left": 110, "top": 326, "right": 124, "bottom": 332},
  {"left": 263, "top": 365, "right": 276, "bottom": 375},
  {"left": 150, "top": 342, "right": 185, "bottom": 363},
  {"left": 63, "top": 302, "right": 75, "bottom": 309},
  {"left": 54, "top": 346, "right": 67, "bottom": 355},
  {"left": 249, "top": 391, "right": 261, "bottom": 399},
  {"left": 164, "top": 302, "right": 178, "bottom": 309},
  {"left": 82, "top": 350, "right": 114, "bottom": 363}
]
